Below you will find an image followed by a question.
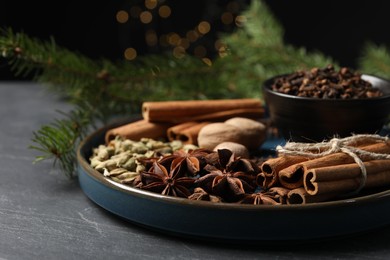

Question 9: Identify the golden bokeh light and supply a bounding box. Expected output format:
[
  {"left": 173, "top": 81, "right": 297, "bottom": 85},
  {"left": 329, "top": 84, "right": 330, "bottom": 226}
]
[
  {"left": 221, "top": 12, "right": 233, "bottom": 25},
  {"left": 235, "top": 15, "right": 247, "bottom": 27},
  {"left": 197, "top": 21, "right": 211, "bottom": 35},
  {"left": 124, "top": 48, "right": 137, "bottom": 60},
  {"left": 158, "top": 5, "right": 171, "bottom": 18},
  {"left": 194, "top": 45, "right": 207, "bottom": 58},
  {"left": 186, "top": 30, "right": 199, "bottom": 42},
  {"left": 145, "top": 0, "right": 158, "bottom": 10},
  {"left": 173, "top": 46, "right": 186, "bottom": 59},
  {"left": 140, "top": 11, "right": 153, "bottom": 24},
  {"left": 130, "top": 6, "right": 142, "bottom": 18},
  {"left": 168, "top": 33, "right": 181, "bottom": 46},
  {"left": 117, "top": 2, "right": 242, "bottom": 60},
  {"left": 116, "top": 10, "right": 129, "bottom": 23}
]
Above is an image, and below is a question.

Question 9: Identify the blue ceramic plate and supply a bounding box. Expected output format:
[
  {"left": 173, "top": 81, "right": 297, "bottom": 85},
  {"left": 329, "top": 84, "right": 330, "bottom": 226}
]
[{"left": 77, "top": 121, "right": 390, "bottom": 243}]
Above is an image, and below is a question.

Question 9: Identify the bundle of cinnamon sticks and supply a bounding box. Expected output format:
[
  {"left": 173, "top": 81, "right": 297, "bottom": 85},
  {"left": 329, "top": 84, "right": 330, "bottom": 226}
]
[
  {"left": 257, "top": 136, "right": 390, "bottom": 204},
  {"left": 105, "top": 98, "right": 264, "bottom": 145}
]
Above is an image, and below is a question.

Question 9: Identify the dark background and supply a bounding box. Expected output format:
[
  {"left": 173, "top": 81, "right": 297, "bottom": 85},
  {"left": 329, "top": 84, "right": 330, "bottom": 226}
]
[{"left": 1, "top": 0, "right": 390, "bottom": 80}]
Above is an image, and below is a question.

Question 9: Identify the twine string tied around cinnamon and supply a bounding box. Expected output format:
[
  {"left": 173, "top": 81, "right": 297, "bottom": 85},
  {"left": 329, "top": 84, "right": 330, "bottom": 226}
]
[{"left": 276, "top": 134, "right": 390, "bottom": 194}]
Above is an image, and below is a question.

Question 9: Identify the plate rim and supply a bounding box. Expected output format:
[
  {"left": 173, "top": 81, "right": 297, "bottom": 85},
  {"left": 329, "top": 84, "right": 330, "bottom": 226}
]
[{"left": 76, "top": 120, "right": 390, "bottom": 212}]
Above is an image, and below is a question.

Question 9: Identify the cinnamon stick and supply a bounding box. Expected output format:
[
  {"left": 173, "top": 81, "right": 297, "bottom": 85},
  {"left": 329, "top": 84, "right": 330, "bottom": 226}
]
[
  {"left": 304, "top": 159, "right": 390, "bottom": 195},
  {"left": 167, "top": 121, "right": 210, "bottom": 145},
  {"left": 189, "top": 108, "right": 264, "bottom": 122},
  {"left": 260, "top": 155, "right": 309, "bottom": 188},
  {"left": 278, "top": 141, "right": 390, "bottom": 189},
  {"left": 142, "top": 99, "right": 263, "bottom": 123},
  {"left": 105, "top": 119, "right": 171, "bottom": 144},
  {"left": 287, "top": 188, "right": 336, "bottom": 204}
]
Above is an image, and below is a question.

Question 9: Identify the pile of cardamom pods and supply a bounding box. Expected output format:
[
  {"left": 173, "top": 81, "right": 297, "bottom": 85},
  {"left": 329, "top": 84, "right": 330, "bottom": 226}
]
[{"left": 89, "top": 136, "right": 197, "bottom": 184}]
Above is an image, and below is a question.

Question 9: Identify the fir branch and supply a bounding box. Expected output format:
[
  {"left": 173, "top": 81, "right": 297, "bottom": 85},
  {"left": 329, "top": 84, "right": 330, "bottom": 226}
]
[
  {"left": 0, "top": 28, "right": 99, "bottom": 94},
  {"left": 29, "top": 106, "right": 93, "bottom": 178},
  {"left": 358, "top": 43, "right": 390, "bottom": 78},
  {"left": 0, "top": 28, "right": 228, "bottom": 103},
  {"left": 0, "top": 0, "right": 339, "bottom": 178}
]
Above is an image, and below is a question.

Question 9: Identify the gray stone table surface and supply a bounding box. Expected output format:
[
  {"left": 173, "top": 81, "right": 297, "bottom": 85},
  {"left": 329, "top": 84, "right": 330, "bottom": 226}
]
[{"left": 2, "top": 82, "right": 390, "bottom": 260}]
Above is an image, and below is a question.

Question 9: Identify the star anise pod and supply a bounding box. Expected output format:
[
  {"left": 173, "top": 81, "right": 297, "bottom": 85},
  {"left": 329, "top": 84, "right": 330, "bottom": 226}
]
[
  {"left": 203, "top": 149, "right": 231, "bottom": 169},
  {"left": 138, "top": 161, "right": 195, "bottom": 197},
  {"left": 238, "top": 187, "right": 290, "bottom": 205},
  {"left": 194, "top": 168, "right": 223, "bottom": 193},
  {"left": 210, "top": 170, "right": 255, "bottom": 202},
  {"left": 267, "top": 187, "right": 290, "bottom": 204},
  {"left": 188, "top": 187, "right": 222, "bottom": 203},
  {"left": 204, "top": 148, "right": 260, "bottom": 175},
  {"left": 195, "top": 149, "right": 258, "bottom": 202},
  {"left": 238, "top": 191, "right": 280, "bottom": 205},
  {"left": 158, "top": 148, "right": 211, "bottom": 176}
]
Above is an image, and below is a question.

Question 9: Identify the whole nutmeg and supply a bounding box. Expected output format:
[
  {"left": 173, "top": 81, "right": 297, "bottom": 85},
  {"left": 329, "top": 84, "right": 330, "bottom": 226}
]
[
  {"left": 197, "top": 117, "right": 267, "bottom": 151},
  {"left": 213, "top": 142, "right": 250, "bottom": 158},
  {"left": 224, "top": 117, "right": 267, "bottom": 149},
  {"left": 197, "top": 123, "right": 243, "bottom": 150}
]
